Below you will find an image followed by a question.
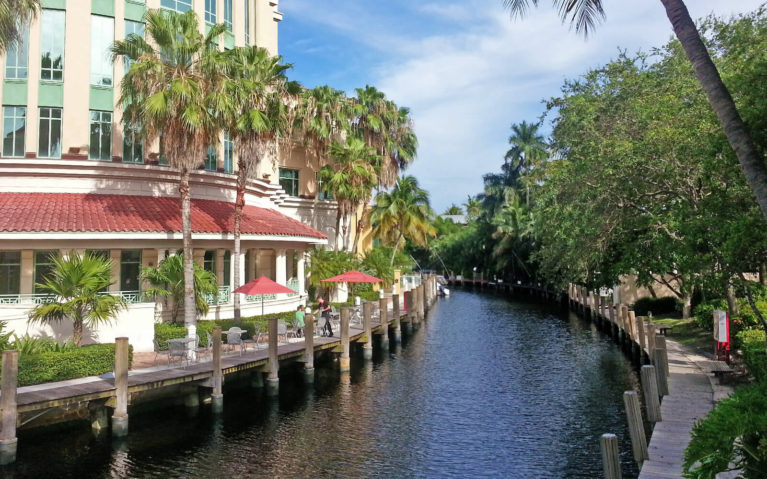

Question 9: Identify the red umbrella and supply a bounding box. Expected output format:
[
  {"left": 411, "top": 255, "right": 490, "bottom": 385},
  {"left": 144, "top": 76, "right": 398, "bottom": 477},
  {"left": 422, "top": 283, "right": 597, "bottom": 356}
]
[
  {"left": 321, "top": 270, "right": 382, "bottom": 283},
  {"left": 234, "top": 276, "right": 296, "bottom": 316}
]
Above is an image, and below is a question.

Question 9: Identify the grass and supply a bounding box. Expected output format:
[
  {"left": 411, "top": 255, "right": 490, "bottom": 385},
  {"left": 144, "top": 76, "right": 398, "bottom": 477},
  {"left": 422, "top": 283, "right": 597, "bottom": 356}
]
[{"left": 651, "top": 314, "right": 713, "bottom": 355}]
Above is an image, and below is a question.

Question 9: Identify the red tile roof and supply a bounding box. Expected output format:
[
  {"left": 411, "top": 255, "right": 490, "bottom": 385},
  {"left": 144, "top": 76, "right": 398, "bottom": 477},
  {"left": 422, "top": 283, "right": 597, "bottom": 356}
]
[{"left": 0, "top": 193, "right": 326, "bottom": 239}]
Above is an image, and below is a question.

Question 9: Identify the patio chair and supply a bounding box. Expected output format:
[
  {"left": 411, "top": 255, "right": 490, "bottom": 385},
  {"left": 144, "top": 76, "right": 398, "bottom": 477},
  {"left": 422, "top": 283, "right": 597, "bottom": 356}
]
[
  {"left": 277, "top": 320, "right": 294, "bottom": 343},
  {"left": 194, "top": 334, "right": 210, "bottom": 361},
  {"left": 153, "top": 339, "right": 170, "bottom": 366},
  {"left": 168, "top": 340, "right": 189, "bottom": 368},
  {"left": 226, "top": 327, "right": 245, "bottom": 355}
]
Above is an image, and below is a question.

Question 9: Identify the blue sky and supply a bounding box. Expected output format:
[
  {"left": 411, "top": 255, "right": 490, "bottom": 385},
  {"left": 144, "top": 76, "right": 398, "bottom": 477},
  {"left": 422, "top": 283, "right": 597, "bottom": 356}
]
[{"left": 279, "top": 0, "right": 765, "bottom": 212}]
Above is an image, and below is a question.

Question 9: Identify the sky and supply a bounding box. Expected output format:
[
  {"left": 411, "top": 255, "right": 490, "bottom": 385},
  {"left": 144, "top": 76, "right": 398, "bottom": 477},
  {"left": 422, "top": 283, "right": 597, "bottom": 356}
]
[{"left": 279, "top": 0, "right": 766, "bottom": 213}]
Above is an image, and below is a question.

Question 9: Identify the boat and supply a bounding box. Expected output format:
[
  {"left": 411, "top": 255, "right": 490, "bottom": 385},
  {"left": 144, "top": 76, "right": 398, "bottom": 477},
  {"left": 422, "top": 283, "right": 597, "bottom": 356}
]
[{"left": 438, "top": 284, "right": 450, "bottom": 297}]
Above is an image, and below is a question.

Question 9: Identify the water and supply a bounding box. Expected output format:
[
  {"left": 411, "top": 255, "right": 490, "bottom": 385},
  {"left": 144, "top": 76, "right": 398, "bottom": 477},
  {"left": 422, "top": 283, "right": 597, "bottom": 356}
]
[{"left": 6, "top": 290, "right": 641, "bottom": 478}]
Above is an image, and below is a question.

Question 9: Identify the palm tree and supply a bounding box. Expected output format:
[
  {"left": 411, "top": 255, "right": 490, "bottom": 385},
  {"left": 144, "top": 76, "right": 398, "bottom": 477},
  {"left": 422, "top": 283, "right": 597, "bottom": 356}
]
[
  {"left": 504, "top": 121, "right": 547, "bottom": 206},
  {"left": 28, "top": 253, "right": 126, "bottom": 347},
  {"left": 297, "top": 85, "right": 350, "bottom": 171},
  {"left": 0, "top": 0, "right": 38, "bottom": 54},
  {"left": 503, "top": 0, "right": 767, "bottom": 223},
  {"left": 464, "top": 195, "right": 482, "bottom": 220},
  {"left": 219, "top": 45, "right": 297, "bottom": 321},
  {"left": 113, "top": 10, "right": 225, "bottom": 336},
  {"left": 371, "top": 175, "right": 436, "bottom": 266},
  {"left": 140, "top": 254, "right": 218, "bottom": 323}
]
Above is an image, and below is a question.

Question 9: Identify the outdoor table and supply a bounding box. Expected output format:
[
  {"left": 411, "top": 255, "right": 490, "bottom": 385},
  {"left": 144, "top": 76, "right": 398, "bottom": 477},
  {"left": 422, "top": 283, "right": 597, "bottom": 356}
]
[
  {"left": 167, "top": 337, "right": 195, "bottom": 366},
  {"left": 655, "top": 324, "right": 673, "bottom": 336}
]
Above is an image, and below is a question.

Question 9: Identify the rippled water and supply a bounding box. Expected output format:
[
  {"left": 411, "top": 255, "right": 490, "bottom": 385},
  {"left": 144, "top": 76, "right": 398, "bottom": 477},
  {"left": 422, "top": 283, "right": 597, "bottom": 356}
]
[{"left": 7, "top": 290, "right": 642, "bottom": 478}]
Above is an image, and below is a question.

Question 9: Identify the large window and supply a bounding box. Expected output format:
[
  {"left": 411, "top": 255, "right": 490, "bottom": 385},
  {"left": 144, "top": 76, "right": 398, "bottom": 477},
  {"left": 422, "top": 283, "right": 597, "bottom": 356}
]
[
  {"left": 0, "top": 252, "right": 21, "bottom": 295},
  {"left": 123, "top": 126, "right": 143, "bottom": 163},
  {"left": 223, "top": 134, "right": 233, "bottom": 174},
  {"left": 203, "top": 250, "right": 216, "bottom": 273},
  {"left": 34, "top": 251, "right": 57, "bottom": 294},
  {"left": 89, "top": 111, "right": 112, "bottom": 161},
  {"left": 223, "top": 251, "right": 231, "bottom": 286},
  {"left": 38, "top": 107, "right": 61, "bottom": 158},
  {"left": 40, "top": 9, "right": 65, "bottom": 81},
  {"left": 124, "top": 20, "right": 145, "bottom": 72},
  {"left": 161, "top": 0, "right": 193, "bottom": 13},
  {"left": 5, "top": 23, "right": 28, "bottom": 79},
  {"left": 3, "top": 106, "right": 26, "bottom": 157},
  {"left": 224, "top": 0, "right": 233, "bottom": 31},
  {"left": 205, "top": 144, "right": 217, "bottom": 171},
  {"left": 279, "top": 168, "right": 299, "bottom": 197},
  {"left": 244, "top": 0, "right": 249, "bottom": 43},
  {"left": 90, "top": 16, "right": 114, "bottom": 86},
  {"left": 120, "top": 250, "right": 141, "bottom": 292},
  {"left": 205, "top": 0, "right": 217, "bottom": 23}
]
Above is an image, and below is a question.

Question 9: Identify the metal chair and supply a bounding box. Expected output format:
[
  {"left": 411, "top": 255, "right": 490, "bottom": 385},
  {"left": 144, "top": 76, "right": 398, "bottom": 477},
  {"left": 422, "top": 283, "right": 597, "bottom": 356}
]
[
  {"left": 226, "top": 327, "right": 245, "bottom": 354},
  {"left": 153, "top": 339, "right": 170, "bottom": 366},
  {"left": 277, "top": 320, "right": 294, "bottom": 343},
  {"left": 168, "top": 340, "right": 189, "bottom": 367},
  {"left": 194, "top": 334, "right": 210, "bottom": 361}
]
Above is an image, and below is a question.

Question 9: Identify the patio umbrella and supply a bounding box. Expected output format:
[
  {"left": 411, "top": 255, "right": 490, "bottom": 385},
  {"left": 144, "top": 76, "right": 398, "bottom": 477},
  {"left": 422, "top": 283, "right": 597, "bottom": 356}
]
[
  {"left": 321, "top": 270, "right": 383, "bottom": 299},
  {"left": 234, "top": 276, "right": 296, "bottom": 316}
]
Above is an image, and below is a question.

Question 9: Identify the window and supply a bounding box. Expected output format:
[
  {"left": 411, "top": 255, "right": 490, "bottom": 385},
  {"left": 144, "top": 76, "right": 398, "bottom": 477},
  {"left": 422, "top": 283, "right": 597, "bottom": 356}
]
[
  {"left": 224, "top": 0, "right": 233, "bottom": 31},
  {"left": 205, "top": 144, "right": 217, "bottom": 171},
  {"left": 90, "top": 16, "right": 114, "bottom": 86},
  {"left": 3, "top": 106, "right": 26, "bottom": 157},
  {"left": 40, "top": 9, "right": 65, "bottom": 81},
  {"left": 279, "top": 168, "right": 299, "bottom": 196},
  {"left": 124, "top": 20, "right": 145, "bottom": 72},
  {"left": 34, "top": 250, "right": 57, "bottom": 294},
  {"left": 161, "top": 0, "right": 193, "bottom": 13},
  {"left": 122, "top": 126, "right": 143, "bottom": 163},
  {"left": 203, "top": 250, "right": 216, "bottom": 273},
  {"left": 244, "top": 0, "right": 249, "bottom": 43},
  {"left": 223, "top": 251, "right": 231, "bottom": 286},
  {"left": 223, "top": 134, "right": 233, "bottom": 173},
  {"left": 120, "top": 250, "right": 141, "bottom": 291},
  {"left": 205, "top": 0, "right": 217, "bottom": 23},
  {"left": 0, "top": 252, "right": 21, "bottom": 295},
  {"left": 5, "top": 22, "right": 28, "bottom": 79},
  {"left": 89, "top": 111, "right": 112, "bottom": 161},
  {"left": 38, "top": 107, "right": 62, "bottom": 158}
]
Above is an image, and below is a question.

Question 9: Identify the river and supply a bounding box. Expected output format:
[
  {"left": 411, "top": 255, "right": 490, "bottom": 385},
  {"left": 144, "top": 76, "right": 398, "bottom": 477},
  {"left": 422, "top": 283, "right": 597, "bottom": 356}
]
[{"left": 7, "top": 289, "right": 642, "bottom": 478}]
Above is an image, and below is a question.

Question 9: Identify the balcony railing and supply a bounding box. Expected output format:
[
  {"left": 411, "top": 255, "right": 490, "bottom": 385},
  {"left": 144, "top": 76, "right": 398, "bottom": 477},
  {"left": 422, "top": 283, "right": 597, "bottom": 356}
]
[
  {"left": 204, "top": 286, "right": 231, "bottom": 306},
  {"left": 0, "top": 290, "right": 148, "bottom": 305}
]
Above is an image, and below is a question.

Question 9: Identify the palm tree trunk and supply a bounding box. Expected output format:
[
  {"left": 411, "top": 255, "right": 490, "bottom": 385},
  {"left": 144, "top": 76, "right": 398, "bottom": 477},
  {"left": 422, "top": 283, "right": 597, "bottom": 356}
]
[
  {"left": 661, "top": 0, "right": 767, "bottom": 222},
  {"left": 233, "top": 168, "right": 246, "bottom": 323},
  {"left": 389, "top": 233, "right": 404, "bottom": 267},
  {"left": 334, "top": 204, "right": 343, "bottom": 251},
  {"left": 180, "top": 169, "right": 196, "bottom": 336},
  {"left": 73, "top": 319, "right": 83, "bottom": 347}
]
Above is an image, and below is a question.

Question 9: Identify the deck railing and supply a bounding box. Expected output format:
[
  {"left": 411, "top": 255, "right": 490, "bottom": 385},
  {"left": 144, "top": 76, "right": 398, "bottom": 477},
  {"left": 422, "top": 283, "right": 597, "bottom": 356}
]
[
  {"left": 204, "top": 286, "right": 231, "bottom": 306},
  {"left": 0, "top": 291, "right": 148, "bottom": 305}
]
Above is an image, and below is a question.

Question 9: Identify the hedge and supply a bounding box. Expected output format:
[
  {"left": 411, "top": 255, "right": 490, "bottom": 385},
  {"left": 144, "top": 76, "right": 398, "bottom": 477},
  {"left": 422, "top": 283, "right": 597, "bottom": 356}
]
[
  {"left": 737, "top": 329, "right": 767, "bottom": 382},
  {"left": 0, "top": 343, "right": 134, "bottom": 387},
  {"left": 633, "top": 296, "right": 680, "bottom": 316}
]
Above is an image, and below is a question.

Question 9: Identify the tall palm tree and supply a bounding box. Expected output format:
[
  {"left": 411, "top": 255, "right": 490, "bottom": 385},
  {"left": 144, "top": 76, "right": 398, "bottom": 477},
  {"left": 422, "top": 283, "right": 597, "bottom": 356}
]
[
  {"left": 503, "top": 0, "right": 767, "bottom": 223},
  {"left": 504, "top": 120, "right": 547, "bottom": 206},
  {"left": 0, "top": 0, "right": 38, "bottom": 54},
  {"left": 113, "top": 10, "right": 225, "bottom": 337},
  {"left": 141, "top": 254, "right": 218, "bottom": 323},
  {"left": 371, "top": 175, "right": 436, "bottom": 266},
  {"left": 28, "top": 253, "right": 126, "bottom": 347},
  {"left": 298, "top": 85, "right": 350, "bottom": 170},
  {"left": 219, "top": 45, "right": 297, "bottom": 321}
]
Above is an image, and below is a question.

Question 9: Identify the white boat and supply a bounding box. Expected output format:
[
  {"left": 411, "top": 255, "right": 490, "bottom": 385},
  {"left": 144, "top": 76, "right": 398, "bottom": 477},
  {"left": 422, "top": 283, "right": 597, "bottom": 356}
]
[{"left": 438, "top": 285, "right": 450, "bottom": 297}]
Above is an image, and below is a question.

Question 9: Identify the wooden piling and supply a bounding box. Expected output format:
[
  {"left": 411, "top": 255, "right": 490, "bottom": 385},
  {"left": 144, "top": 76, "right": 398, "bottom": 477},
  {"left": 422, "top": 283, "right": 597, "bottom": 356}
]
[
  {"left": 112, "top": 337, "right": 129, "bottom": 437},
  {"left": 634, "top": 312, "right": 646, "bottom": 354},
  {"left": 267, "top": 317, "right": 279, "bottom": 395},
  {"left": 641, "top": 365, "right": 662, "bottom": 422},
  {"left": 417, "top": 285, "right": 425, "bottom": 321},
  {"left": 304, "top": 314, "right": 315, "bottom": 383},
  {"left": 362, "top": 301, "right": 373, "bottom": 359},
  {"left": 623, "top": 391, "right": 648, "bottom": 465},
  {"left": 0, "top": 350, "right": 19, "bottom": 464},
  {"left": 379, "top": 297, "right": 389, "bottom": 349},
  {"left": 600, "top": 433, "right": 623, "bottom": 479},
  {"left": 340, "top": 307, "right": 351, "bottom": 372},
  {"left": 620, "top": 305, "right": 630, "bottom": 340},
  {"left": 653, "top": 347, "right": 670, "bottom": 396},
  {"left": 646, "top": 323, "right": 656, "bottom": 359},
  {"left": 392, "top": 293, "right": 402, "bottom": 342},
  {"left": 211, "top": 326, "right": 223, "bottom": 412},
  {"left": 655, "top": 335, "right": 669, "bottom": 376}
]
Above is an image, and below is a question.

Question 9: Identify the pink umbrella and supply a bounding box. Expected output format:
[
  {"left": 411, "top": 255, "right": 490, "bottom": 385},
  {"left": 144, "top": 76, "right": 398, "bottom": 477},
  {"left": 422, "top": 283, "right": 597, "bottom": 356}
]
[
  {"left": 234, "top": 276, "right": 296, "bottom": 316},
  {"left": 321, "top": 270, "right": 383, "bottom": 283}
]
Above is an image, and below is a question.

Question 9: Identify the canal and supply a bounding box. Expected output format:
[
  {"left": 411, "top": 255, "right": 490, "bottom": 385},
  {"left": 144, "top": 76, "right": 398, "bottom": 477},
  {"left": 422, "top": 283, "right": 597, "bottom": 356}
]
[{"left": 8, "top": 290, "right": 641, "bottom": 478}]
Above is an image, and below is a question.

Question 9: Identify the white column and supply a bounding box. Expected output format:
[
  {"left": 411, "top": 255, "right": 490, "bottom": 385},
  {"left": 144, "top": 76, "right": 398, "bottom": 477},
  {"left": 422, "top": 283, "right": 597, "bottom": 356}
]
[
  {"left": 248, "top": 248, "right": 258, "bottom": 281},
  {"left": 275, "top": 248, "right": 287, "bottom": 285},
  {"left": 297, "top": 250, "right": 306, "bottom": 295},
  {"left": 109, "top": 250, "right": 121, "bottom": 292},
  {"left": 237, "top": 251, "right": 246, "bottom": 289},
  {"left": 215, "top": 249, "right": 225, "bottom": 287}
]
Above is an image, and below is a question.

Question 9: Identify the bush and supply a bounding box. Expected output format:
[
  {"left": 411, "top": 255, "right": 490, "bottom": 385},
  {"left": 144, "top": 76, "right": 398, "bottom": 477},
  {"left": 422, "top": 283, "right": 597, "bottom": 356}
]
[
  {"left": 0, "top": 343, "right": 134, "bottom": 387},
  {"left": 694, "top": 299, "right": 727, "bottom": 331},
  {"left": 633, "top": 296, "right": 681, "bottom": 316},
  {"left": 737, "top": 329, "right": 767, "bottom": 382},
  {"left": 684, "top": 381, "right": 767, "bottom": 478},
  {"left": 153, "top": 323, "right": 187, "bottom": 349}
]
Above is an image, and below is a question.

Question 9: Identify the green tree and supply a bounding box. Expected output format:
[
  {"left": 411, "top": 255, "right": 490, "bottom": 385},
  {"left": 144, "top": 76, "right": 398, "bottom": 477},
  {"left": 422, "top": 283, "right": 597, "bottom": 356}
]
[
  {"left": 28, "top": 253, "right": 126, "bottom": 347},
  {"left": 297, "top": 85, "right": 350, "bottom": 172},
  {"left": 140, "top": 254, "right": 218, "bottom": 323},
  {"left": 504, "top": 120, "right": 548, "bottom": 205},
  {"left": 503, "top": 0, "right": 767, "bottom": 225},
  {"left": 0, "top": 0, "right": 38, "bottom": 54},
  {"left": 113, "top": 10, "right": 225, "bottom": 334},
  {"left": 306, "top": 248, "right": 361, "bottom": 298}
]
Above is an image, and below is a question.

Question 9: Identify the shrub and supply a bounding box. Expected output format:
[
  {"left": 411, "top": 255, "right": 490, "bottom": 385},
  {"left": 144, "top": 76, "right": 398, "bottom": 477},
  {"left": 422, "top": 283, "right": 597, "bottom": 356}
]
[
  {"left": 0, "top": 343, "right": 133, "bottom": 387},
  {"left": 694, "top": 299, "right": 727, "bottom": 331},
  {"left": 153, "top": 323, "right": 187, "bottom": 349},
  {"left": 633, "top": 296, "right": 681, "bottom": 316},
  {"left": 684, "top": 381, "right": 767, "bottom": 478},
  {"left": 737, "top": 329, "right": 767, "bottom": 382}
]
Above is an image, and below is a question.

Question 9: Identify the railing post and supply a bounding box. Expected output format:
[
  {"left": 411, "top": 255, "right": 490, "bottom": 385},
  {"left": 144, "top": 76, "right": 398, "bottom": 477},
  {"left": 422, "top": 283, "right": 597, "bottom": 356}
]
[
  {"left": 655, "top": 335, "right": 669, "bottom": 376},
  {"left": 0, "top": 350, "right": 19, "bottom": 465},
  {"left": 646, "top": 322, "right": 656, "bottom": 360},
  {"left": 653, "top": 347, "right": 670, "bottom": 396},
  {"left": 267, "top": 317, "right": 279, "bottom": 396},
  {"left": 599, "top": 433, "right": 623, "bottom": 479},
  {"left": 304, "top": 313, "right": 315, "bottom": 383},
  {"left": 634, "top": 312, "right": 646, "bottom": 355},
  {"left": 211, "top": 327, "right": 223, "bottom": 413},
  {"left": 623, "top": 391, "right": 648, "bottom": 465},
  {"left": 641, "top": 365, "right": 662, "bottom": 422},
  {"left": 362, "top": 301, "right": 373, "bottom": 359},
  {"left": 392, "top": 293, "right": 402, "bottom": 343},
  {"left": 112, "top": 337, "right": 129, "bottom": 437},
  {"left": 379, "top": 296, "right": 389, "bottom": 350},
  {"left": 340, "top": 307, "right": 351, "bottom": 372}
]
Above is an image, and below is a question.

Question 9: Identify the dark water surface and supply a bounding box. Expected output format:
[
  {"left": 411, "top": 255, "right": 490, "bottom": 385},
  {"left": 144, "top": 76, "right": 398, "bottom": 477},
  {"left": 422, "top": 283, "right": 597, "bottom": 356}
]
[{"left": 7, "top": 290, "right": 641, "bottom": 478}]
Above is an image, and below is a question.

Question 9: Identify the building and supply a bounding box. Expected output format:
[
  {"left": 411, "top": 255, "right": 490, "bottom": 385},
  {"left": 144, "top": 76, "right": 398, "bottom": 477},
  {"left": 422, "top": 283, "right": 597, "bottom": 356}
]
[{"left": 0, "top": 0, "right": 343, "bottom": 351}]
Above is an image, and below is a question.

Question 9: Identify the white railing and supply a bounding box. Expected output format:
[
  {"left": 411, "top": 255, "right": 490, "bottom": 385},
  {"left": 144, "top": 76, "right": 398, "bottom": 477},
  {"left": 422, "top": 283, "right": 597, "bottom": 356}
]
[
  {"left": 204, "top": 285, "right": 231, "bottom": 305},
  {"left": 246, "top": 293, "right": 276, "bottom": 302},
  {"left": 287, "top": 278, "right": 299, "bottom": 297},
  {"left": 401, "top": 274, "right": 423, "bottom": 291},
  {"left": 0, "top": 293, "right": 55, "bottom": 305}
]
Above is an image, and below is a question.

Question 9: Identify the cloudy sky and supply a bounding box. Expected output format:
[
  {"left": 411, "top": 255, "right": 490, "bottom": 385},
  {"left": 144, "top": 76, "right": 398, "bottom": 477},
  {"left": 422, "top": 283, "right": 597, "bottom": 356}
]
[{"left": 279, "top": 0, "right": 765, "bottom": 212}]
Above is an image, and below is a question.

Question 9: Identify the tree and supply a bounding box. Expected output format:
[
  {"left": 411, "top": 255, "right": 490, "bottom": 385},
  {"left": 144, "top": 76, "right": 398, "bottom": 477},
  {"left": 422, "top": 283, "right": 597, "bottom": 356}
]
[
  {"left": 220, "top": 45, "right": 297, "bottom": 321},
  {"left": 503, "top": 0, "right": 767, "bottom": 224},
  {"left": 297, "top": 85, "right": 350, "bottom": 171},
  {"left": 28, "top": 253, "right": 126, "bottom": 347},
  {"left": 140, "top": 254, "right": 218, "bottom": 323},
  {"left": 504, "top": 121, "right": 548, "bottom": 206},
  {"left": 113, "top": 10, "right": 225, "bottom": 337},
  {"left": 0, "top": 0, "right": 38, "bottom": 54},
  {"left": 371, "top": 175, "right": 435, "bottom": 266},
  {"left": 306, "top": 248, "right": 360, "bottom": 298}
]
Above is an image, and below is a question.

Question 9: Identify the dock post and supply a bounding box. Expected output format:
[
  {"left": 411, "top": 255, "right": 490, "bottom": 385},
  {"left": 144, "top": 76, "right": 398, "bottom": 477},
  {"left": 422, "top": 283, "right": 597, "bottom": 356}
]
[
  {"left": 111, "top": 337, "right": 129, "bottom": 437},
  {"left": 266, "top": 317, "right": 279, "bottom": 396},
  {"left": 646, "top": 323, "right": 656, "bottom": 360},
  {"left": 600, "top": 433, "right": 623, "bottom": 479},
  {"left": 623, "top": 391, "right": 648, "bottom": 465},
  {"left": 655, "top": 336, "right": 669, "bottom": 376},
  {"left": 211, "top": 327, "right": 223, "bottom": 412},
  {"left": 89, "top": 401, "right": 109, "bottom": 435},
  {"left": 416, "top": 285, "right": 425, "bottom": 322},
  {"left": 0, "top": 350, "right": 19, "bottom": 465},
  {"left": 363, "top": 301, "right": 373, "bottom": 359},
  {"left": 392, "top": 293, "right": 402, "bottom": 343},
  {"left": 634, "top": 312, "right": 646, "bottom": 358},
  {"left": 340, "top": 307, "right": 351, "bottom": 372},
  {"left": 304, "top": 313, "right": 315, "bottom": 383},
  {"left": 641, "top": 365, "right": 662, "bottom": 422},
  {"left": 653, "top": 347, "right": 670, "bottom": 396},
  {"left": 379, "top": 297, "right": 389, "bottom": 350},
  {"left": 404, "top": 290, "right": 414, "bottom": 333}
]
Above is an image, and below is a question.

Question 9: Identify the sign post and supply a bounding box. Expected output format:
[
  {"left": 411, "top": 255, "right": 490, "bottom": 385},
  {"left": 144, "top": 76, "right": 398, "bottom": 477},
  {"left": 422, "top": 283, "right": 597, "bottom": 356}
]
[{"left": 713, "top": 309, "right": 730, "bottom": 363}]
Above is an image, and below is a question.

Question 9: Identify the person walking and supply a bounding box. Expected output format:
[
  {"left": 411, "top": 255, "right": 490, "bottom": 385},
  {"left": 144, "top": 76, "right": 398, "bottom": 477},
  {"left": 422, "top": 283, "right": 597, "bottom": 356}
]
[
  {"left": 294, "top": 304, "right": 305, "bottom": 338},
  {"left": 317, "top": 296, "right": 333, "bottom": 337}
]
